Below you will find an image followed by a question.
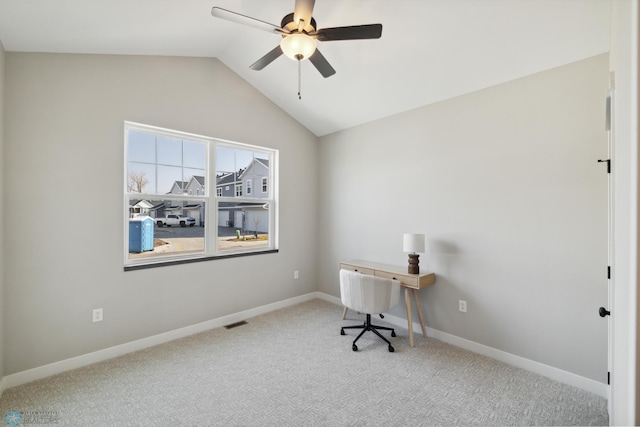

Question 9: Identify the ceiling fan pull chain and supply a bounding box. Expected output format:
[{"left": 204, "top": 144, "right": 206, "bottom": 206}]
[{"left": 297, "top": 56, "right": 302, "bottom": 100}]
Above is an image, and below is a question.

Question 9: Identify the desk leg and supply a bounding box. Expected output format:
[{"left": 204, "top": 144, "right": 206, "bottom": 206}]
[
  {"left": 413, "top": 288, "right": 427, "bottom": 338},
  {"left": 342, "top": 306, "right": 348, "bottom": 320},
  {"left": 405, "top": 288, "right": 415, "bottom": 347}
]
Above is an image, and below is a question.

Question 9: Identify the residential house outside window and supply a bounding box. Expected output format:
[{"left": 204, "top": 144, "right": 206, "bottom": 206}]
[
  {"left": 125, "top": 122, "right": 277, "bottom": 268},
  {"left": 216, "top": 145, "right": 272, "bottom": 252},
  {"left": 262, "top": 177, "right": 268, "bottom": 193}
]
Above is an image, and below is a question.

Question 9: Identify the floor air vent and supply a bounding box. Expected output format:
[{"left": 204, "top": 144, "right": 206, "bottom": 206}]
[{"left": 224, "top": 320, "right": 248, "bottom": 329}]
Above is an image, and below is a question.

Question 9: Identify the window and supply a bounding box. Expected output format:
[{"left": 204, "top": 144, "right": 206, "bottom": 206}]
[{"left": 125, "top": 122, "right": 277, "bottom": 268}]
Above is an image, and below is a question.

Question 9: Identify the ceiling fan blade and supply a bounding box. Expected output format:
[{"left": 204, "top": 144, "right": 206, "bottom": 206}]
[
  {"left": 309, "top": 49, "right": 336, "bottom": 78},
  {"left": 250, "top": 45, "right": 284, "bottom": 71},
  {"left": 316, "top": 24, "right": 383, "bottom": 41},
  {"left": 293, "top": 0, "right": 315, "bottom": 28},
  {"left": 211, "top": 7, "right": 283, "bottom": 34}
]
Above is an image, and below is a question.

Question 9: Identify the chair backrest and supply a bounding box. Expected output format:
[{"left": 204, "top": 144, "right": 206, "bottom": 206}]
[{"left": 340, "top": 269, "right": 400, "bottom": 314}]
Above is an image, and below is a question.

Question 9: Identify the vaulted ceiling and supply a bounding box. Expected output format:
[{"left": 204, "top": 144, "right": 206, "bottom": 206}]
[{"left": 0, "top": 0, "right": 611, "bottom": 136}]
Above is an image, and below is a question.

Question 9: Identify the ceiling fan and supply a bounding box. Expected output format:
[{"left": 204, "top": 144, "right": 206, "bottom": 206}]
[{"left": 211, "top": 0, "right": 382, "bottom": 88}]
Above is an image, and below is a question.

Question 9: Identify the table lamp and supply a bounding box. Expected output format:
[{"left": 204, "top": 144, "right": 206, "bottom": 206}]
[{"left": 403, "top": 233, "right": 425, "bottom": 274}]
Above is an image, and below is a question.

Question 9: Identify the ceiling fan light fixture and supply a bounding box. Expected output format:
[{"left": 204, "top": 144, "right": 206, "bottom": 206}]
[{"left": 280, "top": 33, "right": 317, "bottom": 61}]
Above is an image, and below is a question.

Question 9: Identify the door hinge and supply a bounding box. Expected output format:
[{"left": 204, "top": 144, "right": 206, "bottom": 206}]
[
  {"left": 605, "top": 94, "right": 611, "bottom": 131},
  {"left": 608, "top": 266, "right": 611, "bottom": 279},
  {"left": 608, "top": 371, "right": 610, "bottom": 385},
  {"left": 598, "top": 159, "right": 611, "bottom": 173}
]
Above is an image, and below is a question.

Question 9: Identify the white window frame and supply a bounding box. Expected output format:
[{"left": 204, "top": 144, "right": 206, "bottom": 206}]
[
  {"left": 245, "top": 179, "right": 252, "bottom": 195},
  {"left": 124, "top": 122, "right": 278, "bottom": 269}
]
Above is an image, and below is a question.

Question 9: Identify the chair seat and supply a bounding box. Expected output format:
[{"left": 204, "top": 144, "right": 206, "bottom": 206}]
[{"left": 339, "top": 269, "right": 400, "bottom": 352}]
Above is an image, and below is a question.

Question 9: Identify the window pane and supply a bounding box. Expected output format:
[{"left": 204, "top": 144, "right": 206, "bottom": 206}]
[
  {"left": 128, "top": 131, "right": 156, "bottom": 163},
  {"left": 216, "top": 147, "right": 270, "bottom": 199},
  {"left": 127, "top": 162, "right": 156, "bottom": 193},
  {"left": 217, "top": 201, "right": 270, "bottom": 251},
  {"left": 159, "top": 165, "right": 184, "bottom": 194},
  {"left": 184, "top": 140, "right": 206, "bottom": 169},
  {"left": 184, "top": 169, "right": 206, "bottom": 195},
  {"left": 157, "top": 135, "right": 182, "bottom": 166},
  {"left": 127, "top": 199, "right": 206, "bottom": 260}
]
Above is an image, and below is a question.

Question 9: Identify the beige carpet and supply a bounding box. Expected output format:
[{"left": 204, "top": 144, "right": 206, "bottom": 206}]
[{"left": 0, "top": 299, "right": 608, "bottom": 426}]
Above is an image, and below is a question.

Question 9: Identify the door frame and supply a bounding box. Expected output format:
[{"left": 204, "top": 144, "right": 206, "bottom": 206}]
[{"left": 609, "top": 1, "right": 638, "bottom": 424}]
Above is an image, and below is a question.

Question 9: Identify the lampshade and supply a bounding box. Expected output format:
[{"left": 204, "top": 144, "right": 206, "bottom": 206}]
[
  {"left": 403, "top": 233, "right": 425, "bottom": 253},
  {"left": 280, "top": 33, "right": 317, "bottom": 61}
]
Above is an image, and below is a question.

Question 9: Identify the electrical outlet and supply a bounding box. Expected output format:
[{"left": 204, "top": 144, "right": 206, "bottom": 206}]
[
  {"left": 93, "top": 308, "right": 103, "bottom": 323},
  {"left": 458, "top": 300, "right": 467, "bottom": 313},
  {"left": 294, "top": 270, "right": 299, "bottom": 279}
]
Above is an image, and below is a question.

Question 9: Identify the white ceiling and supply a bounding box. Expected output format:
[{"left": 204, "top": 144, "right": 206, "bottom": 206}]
[{"left": 0, "top": 0, "right": 611, "bottom": 136}]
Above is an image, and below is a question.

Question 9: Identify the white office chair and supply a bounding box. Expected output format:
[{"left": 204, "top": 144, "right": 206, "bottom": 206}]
[{"left": 339, "top": 269, "right": 401, "bottom": 352}]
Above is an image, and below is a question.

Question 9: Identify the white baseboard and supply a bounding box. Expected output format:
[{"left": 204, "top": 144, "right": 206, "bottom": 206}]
[
  {"left": 0, "top": 376, "right": 7, "bottom": 397},
  {"left": 319, "top": 293, "right": 607, "bottom": 398},
  {"left": 0, "top": 292, "right": 607, "bottom": 400},
  {"left": 0, "top": 292, "right": 322, "bottom": 394}
]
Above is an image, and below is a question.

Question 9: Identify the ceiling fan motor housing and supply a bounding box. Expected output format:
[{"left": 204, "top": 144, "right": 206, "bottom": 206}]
[{"left": 281, "top": 12, "right": 317, "bottom": 34}]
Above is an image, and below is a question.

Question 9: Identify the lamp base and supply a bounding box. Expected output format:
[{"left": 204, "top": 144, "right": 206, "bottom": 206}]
[{"left": 407, "top": 253, "right": 420, "bottom": 274}]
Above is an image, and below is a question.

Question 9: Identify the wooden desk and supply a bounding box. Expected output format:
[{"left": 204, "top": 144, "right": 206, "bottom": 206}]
[{"left": 340, "top": 260, "right": 436, "bottom": 347}]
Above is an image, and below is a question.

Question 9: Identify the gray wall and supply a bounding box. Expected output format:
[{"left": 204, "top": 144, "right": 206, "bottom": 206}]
[
  {"left": 3, "top": 53, "right": 318, "bottom": 374},
  {"left": 0, "top": 40, "right": 5, "bottom": 379},
  {"left": 0, "top": 49, "right": 617, "bottom": 389},
  {"left": 318, "top": 54, "right": 609, "bottom": 382}
]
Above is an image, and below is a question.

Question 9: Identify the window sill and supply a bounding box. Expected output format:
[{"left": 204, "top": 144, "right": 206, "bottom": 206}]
[{"left": 124, "top": 249, "right": 279, "bottom": 271}]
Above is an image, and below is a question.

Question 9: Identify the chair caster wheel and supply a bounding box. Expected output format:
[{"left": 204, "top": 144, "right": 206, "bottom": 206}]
[
  {"left": 340, "top": 329, "right": 345, "bottom": 335},
  {"left": 391, "top": 331, "right": 396, "bottom": 337},
  {"left": 388, "top": 345, "right": 394, "bottom": 352},
  {"left": 352, "top": 344, "right": 358, "bottom": 351}
]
